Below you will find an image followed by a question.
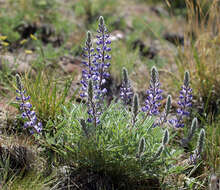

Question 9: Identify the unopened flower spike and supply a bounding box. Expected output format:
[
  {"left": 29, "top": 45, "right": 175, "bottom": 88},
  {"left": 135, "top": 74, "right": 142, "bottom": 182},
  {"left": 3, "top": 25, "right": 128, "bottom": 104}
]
[
  {"left": 197, "top": 128, "right": 205, "bottom": 155},
  {"left": 165, "top": 95, "right": 172, "bottom": 117},
  {"left": 142, "top": 66, "right": 163, "bottom": 116},
  {"left": 132, "top": 93, "right": 139, "bottom": 127},
  {"left": 137, "top": 137, "right": 146, "bottom": 158},
  {"left": 162, "top": 129, "right": 169, "bottom": 145},
  {"left": 188, "top": 128, "right": 205, "bottom": 165},
  {"left": 188, "top": 117, "right": 197, "bottom": 141},
  {"left": 184, "top": 71, "right": 190, "bottom": 87},
  {"left": 181, "top": 117, "right": 198, "bottom": 148},
  {"left": 169, "top": 71, "right": 192, "bottom": 128},
  {"left": 120, "top": 67, "right": 133, "bottom": 105},
  {"left": 16, "top": 74, "right": 42, "bottom": 134}
]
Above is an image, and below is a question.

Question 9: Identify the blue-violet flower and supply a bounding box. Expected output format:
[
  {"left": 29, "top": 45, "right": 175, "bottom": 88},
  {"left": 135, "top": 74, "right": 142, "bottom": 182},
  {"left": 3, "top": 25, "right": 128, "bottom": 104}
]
[
  {"left": 95, "top": 16, "right": 111, "bottom": 94},
  {"left": 169, "top": 71, "right": 192, "bottom": 128},
  {"left": 142, "top": 66, "right": 163, "bottom": 116},
  {"left": 80, "top": 16, "right": 111, "bottom": 126},
  {"left": 80, "top": 31, "right": 96, "bottom": 99},
  {"left": 16, "top": 74, "right": 42, "bottom": 133},
  {"left": 120, "top": 67, "right": 133, "bottom": 105}
]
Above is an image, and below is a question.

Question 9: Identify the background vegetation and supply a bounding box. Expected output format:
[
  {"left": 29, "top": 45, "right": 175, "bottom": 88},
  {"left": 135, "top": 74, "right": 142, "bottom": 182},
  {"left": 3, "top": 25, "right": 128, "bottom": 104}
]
[{"left": 0, "top": 0, "right": 219, "bottom": 189}]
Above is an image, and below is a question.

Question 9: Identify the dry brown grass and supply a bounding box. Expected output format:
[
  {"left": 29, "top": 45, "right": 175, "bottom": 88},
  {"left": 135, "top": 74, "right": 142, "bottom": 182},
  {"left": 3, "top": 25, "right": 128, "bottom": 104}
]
[{"left": 176, "top": 0, "right": 220, "bottom": 113}]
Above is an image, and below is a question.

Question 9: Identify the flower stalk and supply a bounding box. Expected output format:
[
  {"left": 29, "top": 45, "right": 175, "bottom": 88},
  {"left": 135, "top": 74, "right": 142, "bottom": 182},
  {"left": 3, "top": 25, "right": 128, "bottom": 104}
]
[{"left": 16, "top": 74, "right": 42, "bottom": 134}]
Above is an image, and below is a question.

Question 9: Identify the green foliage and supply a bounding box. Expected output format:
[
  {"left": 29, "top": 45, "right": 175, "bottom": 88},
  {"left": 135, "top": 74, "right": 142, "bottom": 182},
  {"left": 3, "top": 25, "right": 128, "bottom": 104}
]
[
  {"left": 111, "top": 41, "right": 138, "bottom": 82},
  {"left": 3, "top": 171, "right": 54, "bottom": 190},
  {"left": 0, "top": 59, "right": 14, "bottom": 96},
  {"left": 204, "top": 121, "right": 220, "bottom": 173},
  {"left": 0, "top": 0, "right": 73, "bottom": 43},
  {"left": 22, "top": 71, "right": 72, "bottom": 123},
  {"left": 40, "top": 102, "right": 183, "bottom": 189},
  {"left": 73, "top": 0, "right": 117, "bottom": 21},
  {"left": 0, "top": 10, "right": 21, "bottom": 42}
]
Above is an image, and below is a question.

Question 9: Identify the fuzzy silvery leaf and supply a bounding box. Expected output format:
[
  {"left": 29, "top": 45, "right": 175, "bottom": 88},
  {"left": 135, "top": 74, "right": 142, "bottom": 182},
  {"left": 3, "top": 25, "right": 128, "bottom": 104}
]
[{"left": 154, "top": 145, "right": 164, "bottom": 159}]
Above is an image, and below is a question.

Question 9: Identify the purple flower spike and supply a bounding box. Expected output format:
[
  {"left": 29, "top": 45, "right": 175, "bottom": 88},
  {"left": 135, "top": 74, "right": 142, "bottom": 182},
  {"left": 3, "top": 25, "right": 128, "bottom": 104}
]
[
  {"left": 169, "top": 71, "right": 192, "bottom": 128},
  {"left": 188, "top": 150, "right": 200, "bottom": 165},
  {"left": 80, "top": 16, "right": 111, "bottom": 126},
  {"left": 16, "top": 74, "right": 42, "bottom": 134},
  {"left": 142, "top": 66, "right": 163, "bottom": 116},
  {"left": 80, "top": 31, "right": 96, "bottom": 99},
  {"left": 120, "top": 67, "right": 133, "bottom": 105},
  {"left": 96, "top": 16, "right": 111, "bottom": 90}
]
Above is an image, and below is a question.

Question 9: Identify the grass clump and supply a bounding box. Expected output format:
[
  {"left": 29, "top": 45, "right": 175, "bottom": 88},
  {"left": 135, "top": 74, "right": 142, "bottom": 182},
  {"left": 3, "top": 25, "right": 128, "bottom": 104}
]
[
  {"left": 0, "top": 135, "right": 44, "bottom": 188},
  {"left": 176, "top": 0, "right": 220, "bottom": 118},
  {"left": 22, "top": 71, "right": 72, "bottom": 124}
]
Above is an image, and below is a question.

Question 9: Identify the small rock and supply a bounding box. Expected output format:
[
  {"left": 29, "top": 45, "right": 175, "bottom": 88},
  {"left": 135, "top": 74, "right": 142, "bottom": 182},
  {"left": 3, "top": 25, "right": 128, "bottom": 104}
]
[
  {"left": 209, "top": 174, "right": 220, "bottom": 190},
  {"left": 151, "top": 6, "right": 169, "bottom": 17},
  {"left": 0, "top": 54, "right": 34, "bottom": 75},
  {"left": 15, "top": 22, "right": 37, "bottom": 39},
  {"left": 59, "top": 56, "right": 83, "bottom": 75},
  {"left": 132, "top": 39, "right": 158, "bottom": 59},
  {"left": 163, "top": 32, "right": 184, "bottom": 46},
  {"left": 110, "top": 30, "right": 124, "bottom": 41},
  {"left": 93, "top": 30, "right": 124, "bottom": 44}
]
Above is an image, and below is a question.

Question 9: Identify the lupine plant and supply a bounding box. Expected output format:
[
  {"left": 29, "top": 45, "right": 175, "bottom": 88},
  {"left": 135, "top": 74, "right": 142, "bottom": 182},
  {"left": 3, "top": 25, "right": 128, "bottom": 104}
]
[
  {"left": 16, "top": 74, "right": 42, "bottom": 134},
  {"left": 80, "top": 31, "right": 95, "bottom": 99},
  {"left": 9, "top": 15, "right": 210, "bottom": 190},
  {"left": 169, "top": 71, "right": 193, "bottom": 128},
  {"left": 142, "top": 66, "right": 163, "bottom": 116},
  {"left": 80, "top": 16, "right": 111, "bottom": 126},
  {"left": 140, "top": 67, "right": 172, "bottom": 128},
  {"left": 96, "top": 16, "right": 111, "bottom": 88},
  {"left": 120, "top": 67, "right": 133, "bottom": 105}
]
